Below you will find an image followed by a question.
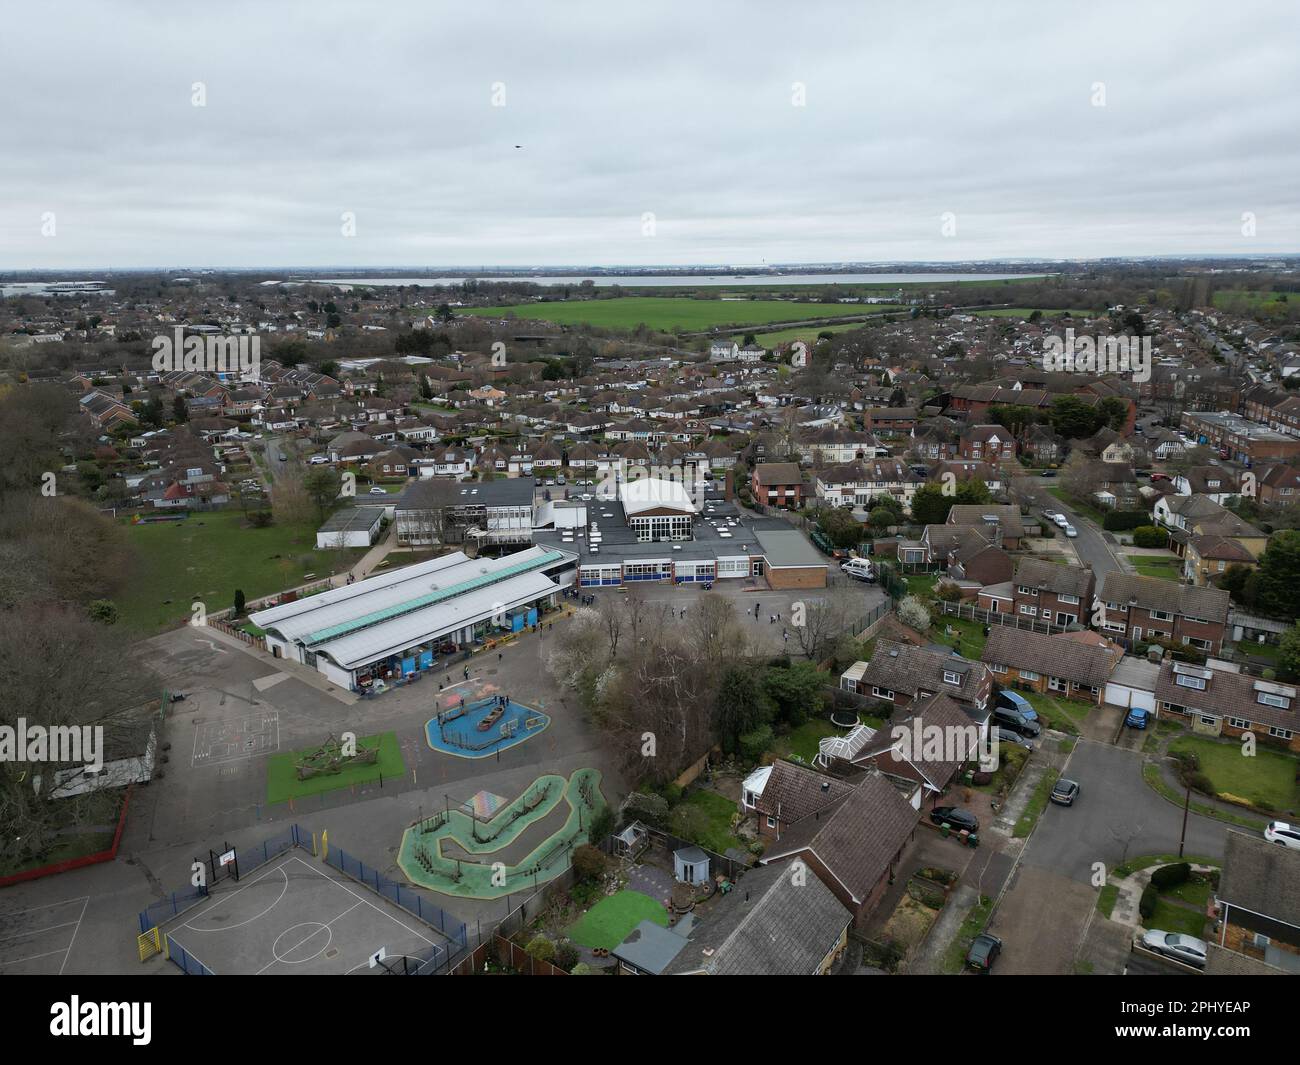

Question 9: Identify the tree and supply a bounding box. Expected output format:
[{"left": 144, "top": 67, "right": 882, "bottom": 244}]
[
  {"left": 1047, "top": 396, "right": 1105, "bottom": 440},
  {"left": 715, "top": 665, "right": 773, "bottom": 753},
  {"left": 897, "top": 595, "right": 931, "bottom": 632},
  {"left": 303, "top": 468, "right": 342, "bottom": 524},
  {"left": 761, "top": 660, "right": 825, "bottom": 727},
  {"left": 233, "top": 589, "right": 246, "bottom": 617},
  {"left": 910, "top": 482, "right": 954, "bottom": 525},
  {"left": 1277, "top": 623, "right": 1300, "bottom": 680},
  {"left": 1252, "top": 529, "right": 1300, "bottom": 618},
  {"left": 172, "top": 395, "right": 189, "bottom": 423}
]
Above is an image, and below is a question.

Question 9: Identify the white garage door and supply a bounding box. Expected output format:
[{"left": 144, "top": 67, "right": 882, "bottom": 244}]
[{"left": 1105, "top": 683, "right": 1156, "bottom": 711}]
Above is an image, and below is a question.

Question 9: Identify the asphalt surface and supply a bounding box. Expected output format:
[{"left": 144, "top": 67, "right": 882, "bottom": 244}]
[{"left": 1014, "top": 473, "right": 1122, "bottom": 577}]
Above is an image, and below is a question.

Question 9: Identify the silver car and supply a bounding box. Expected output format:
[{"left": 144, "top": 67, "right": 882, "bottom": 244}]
[{"left": 1140, "top": 930, "right": 1207, "bottom": 969}]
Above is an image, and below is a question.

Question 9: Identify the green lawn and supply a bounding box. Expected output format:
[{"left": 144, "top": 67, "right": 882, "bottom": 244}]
[
  {"left": 1014, "top": 768, "right": 1060, "bottom": 838},
  {"left": 463, "top": 296, "right": 905, "bottom": 333},
  {"left": 566, "top": 889, "right": 669, "bottom": 950},
  {"left": 1149, "top": 898, "right": 1208, "bottom": 938},
  {"left": 1125, "top": 555, "right": 1182, "bottom": 582},
  {"left": 746, "top": 321, "right": 874, "bottom": 347},
  {"left": 1046, "top": 487, "right": 1108, "bottom": 526},
  {"left": 0, "top": 828, "right": 118, "bottom": 878},
  {"left": 1168, "top": 735, "right": 1299, "bottom": 813},
  {"left": 969, "top": 307, "right": 1100, "bottom": 318},
  {"left": 675, "top": 789, "right": 745, "bottom": 855},
  {"left": 1019, "top": 691, "right": 1089, "bottom": 735},
  {"left": 931, "top": 616, "right": 987, "bottom": 659},
  {"left": 1141, "top": 763, "right": 1268, "bottom": 831},
  {"left": 1096, "top": 884, "right": 1119, "bottom": 918},
  {"left": 266, "top": 732, "right": 405, "bottom": 805},
  {"left": 780, "top": 719, "right": 841, "bottom": 763},
  {"left": 904, "top": 573, "right": 939, "bottom": 600},
  {"left": 116, "top": 510, "right": 364, "bottom": 632}
]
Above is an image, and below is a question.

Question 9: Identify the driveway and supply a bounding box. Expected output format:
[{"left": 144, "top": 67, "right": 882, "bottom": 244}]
[{"left": 986, "top": 739, "right": 1230, "bottom": 974}]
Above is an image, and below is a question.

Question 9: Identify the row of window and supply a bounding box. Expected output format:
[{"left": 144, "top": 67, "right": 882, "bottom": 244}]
[{"left": 1161, "top": 703, "right": 1293, "bottom": 740}]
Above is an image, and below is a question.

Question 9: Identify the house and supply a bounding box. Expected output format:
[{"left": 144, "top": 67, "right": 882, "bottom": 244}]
[
  {"left": 740, "top": 759, "right": 855, "bottom": 840},
  {"left": 315, "top": 506, "right": 385, "bottom": 549},
  {"left": 945, "top": 504, "right": 1025, "bottom": 550},
  {"left": 751, "top": 462, "right": 804, "bottom": 509},
  {"left": 1173, "top": 465, "right": 1239, "bottom": 503},
  {"left": 1096, "top": 572, "right": 1230, "bottom": 653},
  {"left": 655, "top": 862, "right": 852, "bottom": 975},
  {"left": 843, "top": 640, "right": 991, "bottom": 713},
  {"left": 946, "top": 538, "right": 1012, "bottom": 587},
  {"left": 1213, "top": 831, "right": 1300, "bottom": 973},
  {"left": 981, "top": 627, "right": 1123, "bottom": 704},
  {"left": 1154, "top": 661, "right": 1299, "bottom": 753},
  {"left": 813, "top": 459, "right": 922, "bottom": 511},
  {"left": 759, "top": 770, "right": 920, "bottom": 928},
  {"left": 1256, "top": 463, "right": 1300, "bottom": 507},
  {"left": 1006, "top": 556, "right": 1095, "bottom": 627},
  {"left": 709, "top": 339, "right": 739, "bottom": 362},
  {"left": 958, "top": 424, "right": 1017, "bottom": 464},
  {"left": 1183, "top": 534, "right": 1257, "bottom": 587}
]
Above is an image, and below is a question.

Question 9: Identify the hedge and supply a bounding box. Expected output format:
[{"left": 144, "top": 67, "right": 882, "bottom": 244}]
[
  {"left": 1103, "top": 510, "right": 1152, "bottom": 531},
  {"left": 1132, "top": 525, "right": 1168, "bottom": 548},
  {"left": 1151, "top": 862, "right": 1192, "bottom": 890},
  {"left": 1138, "top": 883, "right": 1158, "bottom": 919}
]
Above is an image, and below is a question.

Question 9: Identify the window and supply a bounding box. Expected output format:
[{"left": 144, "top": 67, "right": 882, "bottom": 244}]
[
  {"left": 1041, "top": 611, "right": 1053, "bottom": 623},
  {"left": 872, "top": 686, "right": 894, "bottom": 700},
  {"left": 1258, "top": 692, "right": 1289, "bottom": 709},
  {"left": 1019, "top": 605, "right": 1037, "bottom": 616},
  {"left": 1017, "top": 586, "right": 1034, "bottom": 595},
  {"left": 988, "top": 663, "right": 1007, "bottom": 674},
  {"left": 943, "top": 670, "right": 961, "bottom": 685},
  {"left": 1150, "top": 610, "right": 1173, "bottom": 622},
  {"left": 1059, "top": 593, "right": 1079, "bottom": 605},
  {"left": 743, "top": 791, "right": 757, "bottom": 808},
  {"left": 1270, "top": 727, "right": 1293, "bottom": 740},
  {"left": 1019, "top": 670, "right": 1040, "bottom": 682},
  {"left": 1175, "top": 674, "right": 1206, "bottom": 691},
  {"left": 1103, "top": 621, "right": 1127, "bottom": 633},
  {"left": 1227, "top": 717, "right": 1250, "bottom": 730},
  {"left": 766, "top": 816, "right": 777, "bottom": 828}
]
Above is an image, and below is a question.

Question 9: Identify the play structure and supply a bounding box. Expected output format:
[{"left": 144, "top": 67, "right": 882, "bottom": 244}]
[
  {"left": 425, "top": 695, "right": 550, "bottom": 759},
  {"left": 293, "top": 734, "right": 379, "bottom": 780},
  {"left": 396, "top": 769, "right": 604, "bottom": 899}
]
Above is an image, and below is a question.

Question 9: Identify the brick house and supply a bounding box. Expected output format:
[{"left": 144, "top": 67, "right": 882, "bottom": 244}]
[
  {"left": 1096, "top": 573, "right": 1230, "bottom": 653},
  {"left": 1154, "top": 660, "right": 1299, "bottom": 752},
  {"left": 958, "top": 424, "right": 1017, "bottom": 464},
  {"left": 751, "top": 462, "right": 804, "bottom": 509},
  {"left": 843, "top": 640, "right": 991, "bottom": 713},
  {"left": 981, "top": 628, "right": 1123, "bottom": 704},
  {"left": 1009, "top": 556, "right": 1095, "bottom": 627},
  {"left": 1214, "top": 831, "right": 1300, "bottom": 972},
  {"left": 945, "top": 504, "right": 1025, "bottom": 550}
]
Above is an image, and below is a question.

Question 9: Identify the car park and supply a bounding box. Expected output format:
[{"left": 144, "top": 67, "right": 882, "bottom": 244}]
[
  {"left": 1139, "top": 931, "right": 1207, "bottom": 969},
  {"left": 966, "top": 933, "right": 1002, "bottom": 972},
  {"left": 1050, "top": 778, "right": 1080, "bottom": 806},
  {"left": 1264, "top": 821, "right": 1300, "bottom": 850},
  {"left": 929, "top": 806, "right": 979, "bottom": 833}
]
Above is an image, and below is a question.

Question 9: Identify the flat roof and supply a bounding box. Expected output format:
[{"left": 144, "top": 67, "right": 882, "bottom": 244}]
[
  {"left": 753, "top": 527, "right": 827, "bottom": 568},
  {"left": 318, "top": 506, "right": 386, "bottom": 534}
]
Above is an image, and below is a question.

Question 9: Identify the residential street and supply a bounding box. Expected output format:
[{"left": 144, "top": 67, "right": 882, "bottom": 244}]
[{"left": 1014, "top": 474, "right": 1123, "bottom": 577}]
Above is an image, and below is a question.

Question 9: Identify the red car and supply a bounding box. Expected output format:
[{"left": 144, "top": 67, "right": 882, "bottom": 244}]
[{"left": 1150, "top": 472, "right": 1171, "bottom": 482}]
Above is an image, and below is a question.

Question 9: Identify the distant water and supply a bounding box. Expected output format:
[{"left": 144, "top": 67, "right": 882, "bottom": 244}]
[
  {"left": 300, "top": 272, "right": 1049, "bottom": 290},
  {"left": 1, "top": 281, "right": 114, "bottom": 297}
]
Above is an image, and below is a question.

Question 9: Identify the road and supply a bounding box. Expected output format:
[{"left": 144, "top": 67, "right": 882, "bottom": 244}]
[
  {"left": 1014, "top": 473, "right": 1122, "bottom": 577},
  {"left": 987, "top": 739, "right": 1229, "bottom": 975}
]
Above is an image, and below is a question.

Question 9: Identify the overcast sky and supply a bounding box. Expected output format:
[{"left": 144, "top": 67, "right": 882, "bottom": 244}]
[{"left": 2, "top": 1, "right": 1298, "bottom": 269}]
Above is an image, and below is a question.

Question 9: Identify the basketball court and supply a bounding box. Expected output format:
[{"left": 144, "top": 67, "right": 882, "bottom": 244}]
[{"left": 163, "top": 851, "right": 452, "bottom": 974}]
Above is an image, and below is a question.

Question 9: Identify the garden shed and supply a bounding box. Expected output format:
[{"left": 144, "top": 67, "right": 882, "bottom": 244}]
[{"left": 673, "top": 844, "right": 710, "bottom": 885}]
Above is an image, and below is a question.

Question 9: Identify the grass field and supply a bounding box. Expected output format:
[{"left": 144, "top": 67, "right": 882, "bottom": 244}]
[
  {"left": 1019, "top": 691, "right": 1090, "bottom": 735},
  {"left": 266, "top": 732, "right": 404, "bottom": 805},
  {"left": 744, "top": 321, "right": 872, "bottom": 347},
  {"left": 932, "top": 616, "right": 988, "bottom": 659},
  {"left": 969, "top": 307, "right": 1100, "bottom": 318},
  {"left": 463, "top": 296, "right": 905, "bottom": 333},
  {"left": 1125, "top": 554, "right": 1182, "bottom": 581},
  {"left": 1168, "top": 735, "right": 1298, "bottom": 813},
  {"left": 674, "top": 789, "right": 745, "bottom": 854},
  {"left": 116, "top": 511, "right": 363, "bottom": 632},
  {"left": 566, "top": 889, "right": 669, "bottom": 950}
]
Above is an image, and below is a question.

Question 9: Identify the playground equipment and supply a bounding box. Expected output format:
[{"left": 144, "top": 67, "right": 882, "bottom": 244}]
[{"left": 293, "top": 734, "right": 379, "bottom": 781}]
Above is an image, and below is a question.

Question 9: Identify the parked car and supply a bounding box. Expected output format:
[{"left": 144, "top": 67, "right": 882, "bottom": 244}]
[
  {"left": 1053, "top": 514, "right": 1070, "bottom": 528},
  {"left": 995, "top": 689, "right": 1039, "bottom": 721},
  {"left": 368, "top": 486, "right": 387, "bottom": 495},
  {"left": 1064, "top": 524, "right": 1078, "bottom": 538},
  {"left": 840, "top": 558, "right": 875, "bottom": 582},
  {"left": 1050, "top": 778, "right": 1080, "bottom": 806},
  {"left": 929, "top": 806, "right": 979, "bottom": 833},
  {"left": 994, "top": 726, "right": 1033, "bottom": 751},
  {"left": 1040, "top": 469, "right": 1056, "bottom": 478},
  {"left": 277, "top": 452, "right": 288, "bottom": 462},
  {"left": 992, "top": 704, "right": 1041, "bottom": 738},
  {"left": 1264, "top": 821, "right": 1300, "bottom": 850},
  {"left": 1125, "top": 707, "right": 1150, "bottom": 729},
  {"left": 966, "top": 933, "right": 1002, "bottom": 972},
  {"left": 1139, "top": 930, "right": 1207, "bottom": 969},
  {"left": 1150, "top": 472, "right": 1171, "bottom": 482},
  {"left": 308, "top": 454, "right": 329, "bottom": 465}
]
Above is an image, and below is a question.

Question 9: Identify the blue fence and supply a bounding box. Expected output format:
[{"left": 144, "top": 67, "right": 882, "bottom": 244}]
[
  {"left": 165, "top": 934, "right": 214, "bottom": 975},
  {"left": 324, "top": 846, "right": 468, "bottom": 972},
  {"left": 139, "top": 886, "right": 209, "bottom": 934}
]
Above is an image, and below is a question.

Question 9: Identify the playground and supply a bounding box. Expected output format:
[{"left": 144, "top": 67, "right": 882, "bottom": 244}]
[
  {"left": 162, "top": 851, "right": 454, "bottom": 975},
  {"left": 265, "top": 732, "right": 405, "bottom": 805},
  {"left": 425, "top": 695, "right": 550, "bottom": 759},
  {"left": 397, "top": 769, "right": 605, "bottom": 899}
]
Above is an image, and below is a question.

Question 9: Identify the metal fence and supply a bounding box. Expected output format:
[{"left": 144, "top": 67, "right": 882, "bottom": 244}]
[
  {"left": 324, "top": 845, "right": 468, "bottom": 971},
  {"left": 139, "top": 885, "right": 209, "bottom": 934},
  {"left": 165, "top": 934, "right": 214, "bottom": 975}
]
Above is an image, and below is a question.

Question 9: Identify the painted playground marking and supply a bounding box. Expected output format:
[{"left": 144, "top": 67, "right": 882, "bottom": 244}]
[
  {"left": 169, "top": 854, "right": 446, "bottom": 975},
  {"left": 253, "top": 672, "right": 289, "bottom": 692},
  {"left": 192, "top": 712, "right": 281, "bottom": 767},
  {"left": 0, "top": 896, "right": 88, "bottom": 976}
]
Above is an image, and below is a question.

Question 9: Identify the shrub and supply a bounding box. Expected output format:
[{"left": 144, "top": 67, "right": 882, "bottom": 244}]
[
  {"left": 935, "top": 580, "right": 963, "bottom": 603},
  {"left": 622, "top": 791, "right": 669, "bottom": 828},
  {"left": 739, "top": 725, "right": 774, "bottom": 764},
  {"left": 897, "top": 595, "right": 932, "bottom": 632},
  {"left": 1138, "top": 883, "right": 1158, "bottom": 919},
  {"left": 1132, "top": 526, "right": 1167, "bottom": 548},
  {"left": 570, "top": 962, "right": 598, "bottom": 975},
  {"left": 525, "top": 935, "right": 555, "bottom": 962},
  {"left": 571, "top": 844, "right": 607, "bottom": 883},
  {"left": 1150, "top": 862, "right": 1191, "bottom": 890},
  {"left": 553, "top": 942, "right": 580, "bottom": 972},
  {"left": 1104, "top": 510, "right": 1151, "bottom": 532},
  {"left": 569, "top": 879, "right": 602, "bottom": 907},
  {"left": 587, "top": 804, "right": 615, "bottom": 845}
]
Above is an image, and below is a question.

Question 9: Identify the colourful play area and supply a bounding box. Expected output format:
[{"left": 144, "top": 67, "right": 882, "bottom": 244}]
[
  {"left": 424, "top": 695, "right": 550, "bottom": 758},
  {"left": 397, "top": 769, "right": 604, "bottom": 899}
]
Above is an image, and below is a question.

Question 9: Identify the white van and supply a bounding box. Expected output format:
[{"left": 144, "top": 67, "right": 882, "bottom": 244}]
[{"left": 840, "top": 558, "right": 875, "bottom": 582}]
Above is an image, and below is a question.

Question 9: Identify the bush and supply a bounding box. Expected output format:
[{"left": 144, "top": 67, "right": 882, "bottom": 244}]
[
  {"left": 1132, "top": 525, "right": 1167, "bottom": 548},
  {"left": 571, "top": 844, "right": 607, "bottom": 882},
  {"left": 1150, "top": 862, "right": 1191, "bottom": 890},
  {"left": 897, "top": 595, "right": 932, "bottom": 632},
  {"left": 587, "top": 804, "right": 615, "bottom": 845},
  {"left": 1103, "top": 510, "right": 1151, "bottom": 532},
  {"left": 935, "top": 580, "right": 963, "bottom": 603},
  {"left": 739, "top": 725, "right": 774, "bottom": 764},
  {"left": 622, "top": 791, "right": 669, "bottom": 828},
  {"left": 553, "top": 942, "right": 580, "bottom": 972},
  {"left": 247, "top": 510, "right": 273, "bottom": 527},
  {"left": 1138, "top": 883, "right": 1158, "bottom": 920},
  {"left": 569, "top": 879, "right": 603, "bottom": 907},
  {"left": 525, "top": 935, "right": 555, "bottom": 962}
]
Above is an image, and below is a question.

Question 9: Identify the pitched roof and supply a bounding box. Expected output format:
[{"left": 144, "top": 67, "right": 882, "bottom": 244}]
[
  {"left": 1218, "top": 830, "right": 1300, "bottom": 930},
  {"left": 981, "top": 627, "right": 1123, "bottom": 687},
  {"left": 860, "top": 639, "right": 989, "bottom": 706},
  {"left": 1012, "top": 555, "right": 1094, "bottom": 598},
  {"left": 1098, "top": 572, "right": 1230, "bottom": 624}
]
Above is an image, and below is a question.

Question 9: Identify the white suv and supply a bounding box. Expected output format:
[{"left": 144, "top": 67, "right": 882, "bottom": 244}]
[{"left": 1264, "top": 821, "right": 1300, "bottom": 850}]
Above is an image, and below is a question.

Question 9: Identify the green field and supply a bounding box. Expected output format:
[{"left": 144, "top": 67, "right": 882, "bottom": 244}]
[
  {"left": 1125, "top": 554, "right": 1183, "bottom": 582},
  {"left": 116, "top": 511, "right": 363, "bottom": 632},
  {"left": 1168, "top": 735, "right": 1299, "bottom": 812},
  {"left": 746, "top": 321, "right": 873, "bottom": 347},
  {"left": 969, "top": 307, "right": 1100, "bottom": 318},
  {"left": 266, "top": 732, "right": 405, "bottom": 804},
  {"left": 463, "top": 296, "right": 905, "bottom": 333},
  {"left": 566, "top": 890, "right": 669, "bottom": 950}
]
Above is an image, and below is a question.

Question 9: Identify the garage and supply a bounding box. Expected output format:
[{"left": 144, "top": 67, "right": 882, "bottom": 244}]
[{"left": 1104, "top": 657, "right": 1159, "bottom": 710}]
